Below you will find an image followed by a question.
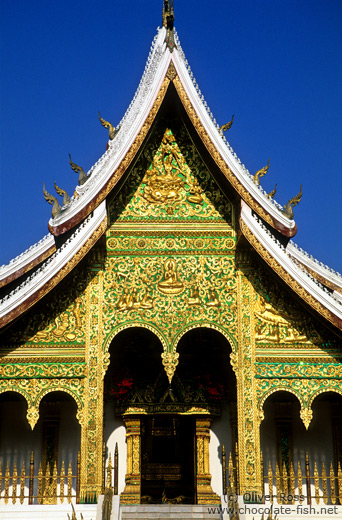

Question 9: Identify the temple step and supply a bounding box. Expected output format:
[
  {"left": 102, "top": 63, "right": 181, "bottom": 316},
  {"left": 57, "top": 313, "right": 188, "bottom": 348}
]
[
  {"left": 0, "top": 504, "right": 97, "bottom": 520},
  {"left": 120, "top": 504, "right": 221, "bottom": 520}
]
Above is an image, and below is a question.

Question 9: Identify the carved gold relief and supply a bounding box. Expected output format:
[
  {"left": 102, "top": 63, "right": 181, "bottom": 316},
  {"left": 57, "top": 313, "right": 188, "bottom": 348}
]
[
  {"left": 161, "top": 351, "right": 179, "bottom": 383},
  {"left": 255, "top": 293, "right": 322, "bottom": 344},
  {"left": 157, "top": 259, "right": 184, "bottom": 295},
  {"left": 109, "top": 126, "right": 233, "bottom": 224}
]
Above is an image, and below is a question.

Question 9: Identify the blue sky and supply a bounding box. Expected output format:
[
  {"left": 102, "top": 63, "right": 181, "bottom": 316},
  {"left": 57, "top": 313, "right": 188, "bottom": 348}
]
[{"left": 1, "top": 0, "right": 341, "bottom": 271}]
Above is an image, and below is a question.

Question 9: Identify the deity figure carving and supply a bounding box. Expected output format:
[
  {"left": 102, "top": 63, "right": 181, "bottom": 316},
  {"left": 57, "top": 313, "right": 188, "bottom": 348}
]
[
  {"left": 117, "top": 288, "right": 153, "bottom": 311},
  {"left": 73, "top": 299, "right": 82, "bottom": 328},
  {"left": 142, "top": 154, "right": 184, "bottom": 204},
  {"left": 157, "top": 259, "right": 184, "bottom": 295},
  {"left": 117, "top": 289, "right": 129, "bottom": 311},
  {"left": 255, "top": 293, "right": 322, "bottom": 343},
  {"left": 187, "top": 177, "right": 204, "bottom": 205},
  {"left": 206, "top": 287, "right": 220, "bottom": 307},
  {"left": 139, "top": 290, "right": 153, "bottom": 310},
  {"left": 188, "top": 286, "right": 201, "bottom": 306}
]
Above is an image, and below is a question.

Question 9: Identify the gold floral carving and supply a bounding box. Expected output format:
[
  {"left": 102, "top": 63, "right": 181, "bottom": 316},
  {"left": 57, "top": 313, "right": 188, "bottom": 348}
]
[
  {"left": 256, "top": 379, "right": 342, "bottom": 430},
  {"left": 110, "top": 127, "right": 232, "bottom": 223},
  {"left": 236, "top": 270, "right": 262, "bottom": 494},
  {"left": 300, "top": 407, "right": 313, "bottom": 430},
  {"left": 27, "top": 406, "right": 40, "bottom": 430},
  {"left": 166, "top": 61, "right": 177, "bottom": 81},
  {"left": 195, "top": 418, "right": 220, "bottom": 504},
  {"left": 103, "top": 253, "right": 238, "bottom": 383},
  {"left": 0, "top": 378, "right": 84, "bottom": 431},
  {"left": 120, "top": 418, "right": 141, "bottom": 504},
  {"left": 161, "top": 351, "right": 179, "bottom": 383},
  {"left": 0, "top": 363, "right": 86, "bottom": 379},
  {"left": 80, "top": 269, "right": 106, "bottom": 500},
  {"left": 254, "top": 292, "right": 323, "bottom": 345}
]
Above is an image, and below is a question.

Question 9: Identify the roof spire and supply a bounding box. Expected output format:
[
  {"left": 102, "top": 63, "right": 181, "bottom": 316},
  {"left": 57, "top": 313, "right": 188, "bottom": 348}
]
[{"left": 162, "top": 0, "right": 176, "bottom": 52}]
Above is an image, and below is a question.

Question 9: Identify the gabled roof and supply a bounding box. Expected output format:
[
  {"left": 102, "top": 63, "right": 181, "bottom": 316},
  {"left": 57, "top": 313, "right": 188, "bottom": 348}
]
[
  {"left": 48, "top": 25, "right": 296, "bottom": 239},
  {"left": 0, "top": 21, "right": 341, "bottom": 332}
]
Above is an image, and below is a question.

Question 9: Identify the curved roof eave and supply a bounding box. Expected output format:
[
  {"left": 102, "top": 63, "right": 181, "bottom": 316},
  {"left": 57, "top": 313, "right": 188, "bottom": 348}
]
[
  {"left": 0, "top": 202, "right": 107, "bottom": 329},
  {"left": 0, "top": 234, "right": 56, "bottom": 289},
  {"left": 240, "top": 200, "right": 342, "bottom": 330},
  {"left": 287, "top": 241, "right": 342, "bottom": 295},
  {"left": 48, "top": 26, "right": 296, "bottom": 238}
]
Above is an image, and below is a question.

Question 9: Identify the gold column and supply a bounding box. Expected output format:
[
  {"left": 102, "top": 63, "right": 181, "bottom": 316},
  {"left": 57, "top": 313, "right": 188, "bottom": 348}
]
[
  {"left": 120, "top": 417, "right": 141, "bottom": 504},
  {"left": 195, "top": 417, "right": 220, "bottom": 505},
  {"left": 80, "top": 251, "right": 105, "bottom": 503},
  {"left": 236, "top": 262, "right": 262, "bottom": 496}
]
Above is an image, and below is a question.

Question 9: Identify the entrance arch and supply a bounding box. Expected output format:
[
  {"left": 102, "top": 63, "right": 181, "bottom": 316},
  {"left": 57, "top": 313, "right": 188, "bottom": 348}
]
[
  {"left": 104, "top": 327, "right": 165, "bottom": 499},
  {"left": 104, "top": 326, "right": 235, "bottom": 504}
]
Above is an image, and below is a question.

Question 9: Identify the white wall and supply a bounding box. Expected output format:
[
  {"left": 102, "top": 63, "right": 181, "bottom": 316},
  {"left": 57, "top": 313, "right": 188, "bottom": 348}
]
[
  {"left": 210, "top": 402, "right": 233, "bottom": 496},
  {"left": 103, "top": 401, "right": 127, "bottom": 494}
]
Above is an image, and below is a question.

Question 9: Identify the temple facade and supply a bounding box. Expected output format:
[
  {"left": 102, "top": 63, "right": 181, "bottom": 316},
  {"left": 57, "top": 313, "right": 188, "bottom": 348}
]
[{"left": 1, "top": 3, "right": 342, "bottom": 519}]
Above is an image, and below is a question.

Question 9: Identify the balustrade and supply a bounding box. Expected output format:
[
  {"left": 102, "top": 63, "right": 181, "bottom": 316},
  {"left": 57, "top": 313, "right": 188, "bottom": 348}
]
[
  {"left": 0, "top": 443, "right": 119, "bottom": 506},
  {"left": 221, "top": 445, "right": 342, "bottom": 506}
]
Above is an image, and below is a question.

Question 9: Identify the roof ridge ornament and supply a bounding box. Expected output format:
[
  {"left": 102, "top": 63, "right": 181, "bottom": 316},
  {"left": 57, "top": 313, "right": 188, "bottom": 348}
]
[
  {"left": 98, "top": 111, "right": 117, "bottom": 141},
  {"left": 43, "top": 183, "right": 61, "bottom": 218},
  {"left": 253, "top": 158, "right": 270, "bottom": 186},
  {"left": 220, "top": 115, "right": 234, "bottom": 132},
  {"left": 54, "top": 181, "right": 70, "bottom": 206},
  {"left": 162, "top": 0, "right": 176, "bottom": 52},
  {"left": 68, "top": 153, "right": 89, "bottom": 186},
  {"left": 282, "top": 184, "right": 303, "bottom": 219}
]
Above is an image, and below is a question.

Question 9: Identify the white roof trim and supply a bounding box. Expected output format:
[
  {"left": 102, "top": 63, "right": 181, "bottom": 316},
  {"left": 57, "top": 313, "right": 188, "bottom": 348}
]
[
  {"left": 0, "top": 202, "right": 106, "bottom": 321},
  {"left": 240, "top": 200, "right": 342, "bottom": 320},
  {"left": 287, "top": 241, "right": 342, "bottom": 290},
  {"left": 49, "top": 26, "right": 295, "bottom": 234},
  {"left": 0, "top": 234, "right": 55, "bottom": 285}
]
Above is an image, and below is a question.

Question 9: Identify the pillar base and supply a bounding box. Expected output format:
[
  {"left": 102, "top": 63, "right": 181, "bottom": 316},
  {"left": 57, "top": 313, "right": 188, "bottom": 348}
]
[
  {"left": 196, "top": 475, "right": 221, "bottom": 505},
  {"left": 120, "top": 475, "right": 141, "bottom": 504}
]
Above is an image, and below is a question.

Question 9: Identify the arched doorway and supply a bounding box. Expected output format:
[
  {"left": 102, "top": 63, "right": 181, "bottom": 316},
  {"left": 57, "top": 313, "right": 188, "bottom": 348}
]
[
  {"left": 104, "top": 326, "right": 235, "bottom": 504},
  {"left": 260, "top": 390, "right": 342, "bottom": 504},
  {"left": 37, "top": 391, "right": 80, "bottom": 476},
  {"left": 0, "top": 390, "right": 80, "bottom": 504},
  {"left": 177, "top": 328, "right": 237, "bottom": 497},
  {"left": 0, "top": 391, "right": 32, "bottom": 471},
  {"left": 310, "top": 392, "right": 342, "bottom": 472},
  {"left": 260, "top": 391, "right": 302, "bottom": 474}
]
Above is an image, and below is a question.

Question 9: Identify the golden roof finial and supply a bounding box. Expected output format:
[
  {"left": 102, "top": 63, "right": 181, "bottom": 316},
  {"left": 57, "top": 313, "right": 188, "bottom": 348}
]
[
  {"left": 162, "top": 0, "right": 176, "bottom": 52},
  {"left": 162, "top": 0, "right": 174, "bottom": 27}
]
